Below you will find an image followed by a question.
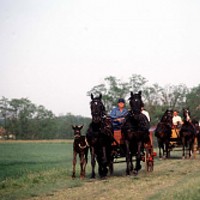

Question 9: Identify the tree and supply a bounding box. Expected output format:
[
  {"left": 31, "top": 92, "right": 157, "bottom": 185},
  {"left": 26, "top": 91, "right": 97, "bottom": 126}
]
[
  {"left": 0, "top": 96, "right": 91, "bottom": 139},
  {"left": 0, "top": 97, "right": 8, "bottom": 130},
  {"left": 186, "top": 84, "right": 200, "bottom": 119},
  {"left": 160, "top": 84, "right": 189, "bottom": 111},
  {"left": 8, "top": 98, "right": 37, "bottom": 138},
  {"left": 129, "top": 74, "right": 148, "bottom": 92}
]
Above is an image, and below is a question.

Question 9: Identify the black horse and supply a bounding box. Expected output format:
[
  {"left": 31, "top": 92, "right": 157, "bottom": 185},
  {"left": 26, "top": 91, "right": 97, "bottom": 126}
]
[
  {"left": 194, "top": 120, "right": 200, "bottom": 152},
  {"left": 180, "top": 108, "right": 196, "bottom": 159},
  {"left": 155, "top": 109, "right": 173, "bottom": 158},
  {"left": 86, "top": 93, "right": 114, "bottom": 178},
  {"left": 121, "top": 91, "right": 150, "bottom": 175}
]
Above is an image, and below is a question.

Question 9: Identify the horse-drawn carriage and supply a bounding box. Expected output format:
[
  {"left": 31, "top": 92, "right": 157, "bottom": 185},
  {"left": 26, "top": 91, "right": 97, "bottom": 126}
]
[
  {"left": 155, "top": 108, "right": 200, "bottom": 159},
  {"left": 169, "top": 125, "right": 199, "bottom": 158},
  {"left": 85, "top": 91, "right": 157, "bottom": 178},
  {"left": 111, "top": 128, "right": 156, "bottom": 172}
]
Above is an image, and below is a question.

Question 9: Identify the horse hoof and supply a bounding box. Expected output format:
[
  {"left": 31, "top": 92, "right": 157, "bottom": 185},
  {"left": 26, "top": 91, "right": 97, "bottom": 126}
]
[
  {"left": 72, "top": 175, "right": 76, "bottom": 179},
  {"left": 126, "top": 171, "right": 130, "bottom": 176},
  {"left": 90, "top": 176, "right": 95, "bottom": 179},
  {"left": 133, "top": 170, "right": 138, "bottom": 176},
  {"left": 134, "top": 165, "right": 142, "bottom": 171}
]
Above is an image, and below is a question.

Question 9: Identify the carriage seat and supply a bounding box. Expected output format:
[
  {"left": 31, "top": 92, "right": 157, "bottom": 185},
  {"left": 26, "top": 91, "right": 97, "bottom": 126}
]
[{"left": 112, "top": 130, "right": 124, "bottom": 145}]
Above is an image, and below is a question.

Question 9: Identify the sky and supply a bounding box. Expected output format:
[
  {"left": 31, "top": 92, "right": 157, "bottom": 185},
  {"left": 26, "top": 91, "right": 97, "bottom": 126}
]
[{"left": 0, "top": 0, "right": 200, "bottom": 117}]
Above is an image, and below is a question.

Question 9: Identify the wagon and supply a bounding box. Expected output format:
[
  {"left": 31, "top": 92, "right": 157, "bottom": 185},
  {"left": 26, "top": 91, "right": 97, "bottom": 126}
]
[{"left": 111, "top": 128, "right": 156, "bottom": 172}]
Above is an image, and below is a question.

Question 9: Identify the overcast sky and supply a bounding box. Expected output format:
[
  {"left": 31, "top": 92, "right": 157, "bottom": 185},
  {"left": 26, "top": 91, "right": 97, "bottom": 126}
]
[{"left": 0, "top": 0, "right": 200, "bottom": 117}]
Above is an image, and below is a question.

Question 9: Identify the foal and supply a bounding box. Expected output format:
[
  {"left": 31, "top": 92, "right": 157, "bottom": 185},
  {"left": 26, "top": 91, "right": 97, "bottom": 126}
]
[{"left": 72, "top": 125, "right": 89, "bottom": 179}]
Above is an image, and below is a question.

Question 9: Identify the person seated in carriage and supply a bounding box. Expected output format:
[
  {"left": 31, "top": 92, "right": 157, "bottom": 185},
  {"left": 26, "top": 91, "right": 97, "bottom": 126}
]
[
  {"left": 110, "top": 98, "right": 128, "bottom": 130},
  {"left": 172, "top": 110, "right": 183, "bottom": 138},
  {"left": 141, "top": 105, "right": 151, "bottom": 122},
  {"left": 172, "top": 110, "right": 183, "bottom": 128}
]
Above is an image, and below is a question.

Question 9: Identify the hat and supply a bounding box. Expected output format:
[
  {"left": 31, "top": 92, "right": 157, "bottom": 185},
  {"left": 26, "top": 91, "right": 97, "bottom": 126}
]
[{"left": 118, "top": 98, "right": 125, "bottom": 103}]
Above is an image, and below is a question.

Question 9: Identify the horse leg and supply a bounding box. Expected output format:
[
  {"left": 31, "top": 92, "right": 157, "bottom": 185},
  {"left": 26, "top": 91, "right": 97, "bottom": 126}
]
[
  {"left": 125, "top": 140, "right": 131, "bottom": 175},
  {"left": 198, "top": 134, "right": 200, "bottom": 153},
  {"left": 90, "top": 147, "right": 96, "bottom": 178},
  {"left": 189, "top": 138, "right": 194, "bottom": 159},
  {"left": 101, "top": 146, "right": 108, "bottom": 177},
  {"left": 80, "top": 152, "right": 87, "bottom": 179},
  {"left": 166, "top": 141, "right": 169, "bottom": 158},
  {"left": 79, "top": 153, "right": 84, "bottom": 179},
  {"left": 160, "top": 147, "right": 163, "bottom": 158},
  {"left": 83, "top": 148, "right": 88, "bottom": 178},
  {"left": 109, "top": 157, "right": 114, "bottom": 175},
  {"left": 108, "top": 146, "right": 114, "bottom": 175},
  {"left": 182, "top": 137, "right": 186, "bottom": 159},
  {"left": 160, "top": 142, "right": 165, "bottom": 158},
  {"left": 130, "top": 153, "right": 133, "bottom": 171},
  {"left": 158, "top": 139, "right": 165, "bottom": 159},
  {"left": 157, "top": 139, "right": 162, "bottom": 158},
  {"left": 72, "top": 151, "right": 77, "bottom": 178},
  {"left": 134, "top": 142, "right": 142, "bottom": 175}
]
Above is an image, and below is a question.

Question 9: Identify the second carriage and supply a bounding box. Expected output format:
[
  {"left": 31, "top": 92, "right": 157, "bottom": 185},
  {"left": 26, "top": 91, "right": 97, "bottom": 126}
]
[{"left": 169, "top": 126, "right": 199, "bottom": 158}]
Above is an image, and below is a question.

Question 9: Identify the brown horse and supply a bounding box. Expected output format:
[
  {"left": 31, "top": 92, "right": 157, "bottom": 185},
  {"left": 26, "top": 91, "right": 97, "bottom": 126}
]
[{"left": 72, "top": 125, "right": 89, "bottom": 179}]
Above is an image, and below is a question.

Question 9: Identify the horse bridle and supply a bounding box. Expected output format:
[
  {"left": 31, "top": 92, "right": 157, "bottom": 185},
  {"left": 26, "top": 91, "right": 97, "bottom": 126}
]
[{"left": 90, "top": 99, "right": 105, "bottom": 118}]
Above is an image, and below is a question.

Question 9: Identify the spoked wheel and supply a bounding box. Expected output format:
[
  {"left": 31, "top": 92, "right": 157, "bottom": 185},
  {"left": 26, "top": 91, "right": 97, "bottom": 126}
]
[
  {"left": 144, "top": 145, "right": 155, "bottom": 172},
  {"left": 146, "top": 154, "right": 154, "bottom": 172}
]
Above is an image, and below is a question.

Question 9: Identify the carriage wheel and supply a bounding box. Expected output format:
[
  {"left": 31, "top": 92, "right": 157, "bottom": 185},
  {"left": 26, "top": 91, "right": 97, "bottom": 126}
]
[
  {"left": 193, "top": 137, "right": 198, "bottom": 159},
  {"left": 144, "top": 147, "right": 154, "bottom": 172},
  {"left": 147, "top": 157, "right": 154, "bottom": 172}
]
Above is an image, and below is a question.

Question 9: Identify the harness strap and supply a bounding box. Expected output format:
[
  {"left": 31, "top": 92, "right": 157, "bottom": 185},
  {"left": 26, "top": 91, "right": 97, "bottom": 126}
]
[{"left": 78, "top": 144, "right": 87, "bottom": 149}]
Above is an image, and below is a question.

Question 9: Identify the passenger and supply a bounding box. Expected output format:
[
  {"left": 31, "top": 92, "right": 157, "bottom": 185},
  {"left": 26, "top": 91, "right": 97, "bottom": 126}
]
[
  {"left": 141, "top": 106, "right": 151, "bottom": 122},
  {"left": 110, "top": 98, "right": 128, "bottom": 130},
  {"left": 140, "top": 106, "right": 151, "bottom": 155},
  {"left": 172, "top": 110, "right": 183, "bottom": 128}
]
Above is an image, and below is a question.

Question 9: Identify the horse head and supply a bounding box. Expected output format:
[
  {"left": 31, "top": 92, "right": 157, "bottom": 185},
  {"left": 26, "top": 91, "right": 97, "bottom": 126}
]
[
  {"left": 129, "top": 91, "right": 144, "bottom": 114},
  {"left": 182, "top": 108, "right": 191, "bottom": 123},
  {"left": 90, "top": 93, "right": 106, "bottom": 123},
  {"left": 72, "top": 125, "right": 84, "bottom": 137},
  {"left": 161, "top": 109, "right": 173, "bottom": 125}
]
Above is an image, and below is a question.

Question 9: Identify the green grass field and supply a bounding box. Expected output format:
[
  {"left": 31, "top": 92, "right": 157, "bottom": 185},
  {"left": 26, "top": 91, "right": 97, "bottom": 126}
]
[
  {"left": 0, "top": 140, "right": 83, "bottom": 200},
  {"left": 1, "top": 141, "right": 200, "bottom": 200}
]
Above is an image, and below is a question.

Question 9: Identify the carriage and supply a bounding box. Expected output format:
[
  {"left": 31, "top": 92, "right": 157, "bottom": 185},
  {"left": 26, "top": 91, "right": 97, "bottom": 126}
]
[
  {"left": 169, "top": 126, "right": 199, "bottom": 158},
  {"left": 86, "top": 92, "right": 157, "bottom": 178},
  {"left": 111, "top": 127, "right": 156, "bottom": 172},
  {"left": 155, "top": 108, "right": 199, "bottom": 159}
]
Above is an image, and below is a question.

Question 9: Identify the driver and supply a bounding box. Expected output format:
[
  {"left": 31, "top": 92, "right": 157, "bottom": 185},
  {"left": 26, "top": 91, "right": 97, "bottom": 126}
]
[{"left": 110, "top": 98, "right": 128, "bottom": 130}]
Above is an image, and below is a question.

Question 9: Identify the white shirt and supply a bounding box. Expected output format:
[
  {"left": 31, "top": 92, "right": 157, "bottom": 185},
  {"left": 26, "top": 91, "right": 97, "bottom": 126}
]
[
  {"left": 142, "top": 110, "right": 151, "bottom": 122},
  {"left": 172, "top": 116, "right": 182, "bottom": 125}
]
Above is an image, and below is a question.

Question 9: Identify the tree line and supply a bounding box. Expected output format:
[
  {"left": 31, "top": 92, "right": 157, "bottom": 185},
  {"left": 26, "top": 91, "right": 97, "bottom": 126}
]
[
  {"left": 0, "top": 97, "right": 90, "bottom": 139},
  {"left": 0, "top": 74, "right": 200, "bottom": 139}
]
